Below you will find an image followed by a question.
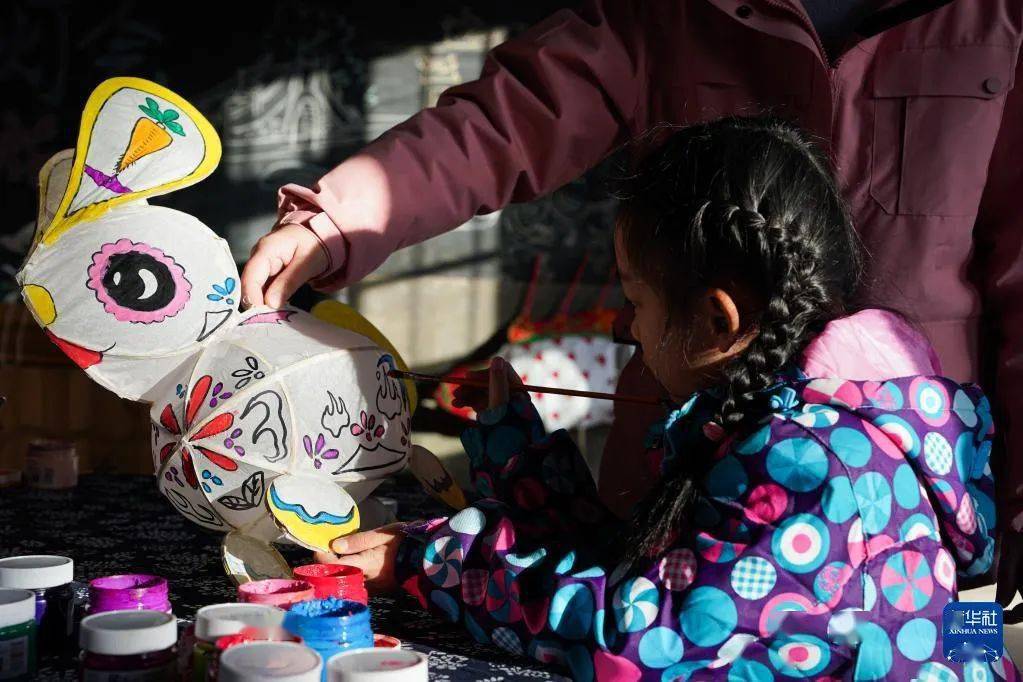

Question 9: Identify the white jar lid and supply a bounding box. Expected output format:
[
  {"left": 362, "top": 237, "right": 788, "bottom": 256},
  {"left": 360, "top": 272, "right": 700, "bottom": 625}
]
[
  {"left": 195, "top": 603, "right": 285, "bottom": 641},
  {"left": 0, "top": 589, "right": 36, "bottom": 629},
  {"left": 0, "top": 555, "right": 74, "bottom": 589},
  {"left": 219, "top": 642, "right": 322, "bottom": 682},
  {"left": 327, "top": 649, "right": 428, "bottom": 682},
  {"left": 80, "top": 610, "right": 177, "bottom": 655}
]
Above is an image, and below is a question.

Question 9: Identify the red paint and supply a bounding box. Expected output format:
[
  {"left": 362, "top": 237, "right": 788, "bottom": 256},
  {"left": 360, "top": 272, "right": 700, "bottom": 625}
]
[
  {"left": 46, "top": 331, "right": 102, "bottom": 369},
  {"left": 160, "top": 405, "right": 180, "bottom": 434},
  {"left": 192, "top": 413, "right": 234, "bottom": 440},
  {"left": 193, "top": 447, "right": 239, "bottom": 472},
  {"left": 186, "top": 376, "right": 212, "bottom": 427}
]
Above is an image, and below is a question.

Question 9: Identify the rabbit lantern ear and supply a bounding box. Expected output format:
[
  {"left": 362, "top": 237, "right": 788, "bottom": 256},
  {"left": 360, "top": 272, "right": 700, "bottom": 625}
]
[{"left": 38, "top": 77, "right": 221, "bottom": 246}]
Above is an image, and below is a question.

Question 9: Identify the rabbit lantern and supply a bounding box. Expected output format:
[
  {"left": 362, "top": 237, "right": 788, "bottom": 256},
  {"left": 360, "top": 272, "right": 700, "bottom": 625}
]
[{"left": 17, "top": 78, "right": 464, "bottom": 582}]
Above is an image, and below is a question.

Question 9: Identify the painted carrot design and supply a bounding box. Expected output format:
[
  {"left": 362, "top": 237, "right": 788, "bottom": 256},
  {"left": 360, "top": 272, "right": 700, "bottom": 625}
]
[
  {"left": 84, "top": 97, "right": 187, "bottom": 194},
  {"left": 116, "top": 97, "right": 185, "bottom": 172}
]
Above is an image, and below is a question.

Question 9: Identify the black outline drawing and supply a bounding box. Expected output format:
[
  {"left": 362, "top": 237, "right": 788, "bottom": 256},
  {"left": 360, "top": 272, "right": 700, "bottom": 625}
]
[
  {"left": 217, "top": 471, "right": 266, "bottom": 511},
  {"left": 164, "top": 487, "right": 224, "bottom": 527},
  {"left": 239, "top": 390, "right": 289, "bottom": 463},
  {"left": 321, "top": 390, "right": 351, "bottom": 438}
]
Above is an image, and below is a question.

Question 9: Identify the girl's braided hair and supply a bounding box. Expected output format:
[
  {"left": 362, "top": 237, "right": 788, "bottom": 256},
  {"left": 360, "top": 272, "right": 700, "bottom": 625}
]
[{"left": 616, "top": 116, "right": 864, "bottom": 559}]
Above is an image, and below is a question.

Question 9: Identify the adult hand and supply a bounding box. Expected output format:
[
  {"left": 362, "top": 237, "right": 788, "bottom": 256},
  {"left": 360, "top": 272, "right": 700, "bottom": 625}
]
[
  {"left": 241, "top": 223, "right": 328, "bottom": 309},
  {"left": 312, "top": 523, "right": 405, "bottom": 594},
  {"left": 997, "top": 529, "right": 1023, "bottom": 623},
  {"left": 451, "top": 357, "right": 524, "bottom": 413}
]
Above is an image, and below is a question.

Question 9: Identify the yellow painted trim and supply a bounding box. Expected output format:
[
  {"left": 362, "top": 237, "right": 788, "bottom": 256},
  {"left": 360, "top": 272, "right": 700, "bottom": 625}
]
[
  {"left": 311, "top": 299, "right": 419, "bottom": 413},
  {"left": 42, "top": 77, "right": 222, "bottom": 245},
  {"left": 35, "top": 149, "right": 74, "bottom": 247}
]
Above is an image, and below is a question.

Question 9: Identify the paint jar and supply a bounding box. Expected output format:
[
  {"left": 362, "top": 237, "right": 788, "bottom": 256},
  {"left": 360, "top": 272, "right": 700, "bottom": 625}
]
[
  {"left": 372, "top": 635, "right": 400, "bottom": 649},
  {"left": 282, "top": 599, "right": 372, "bottom": 679},
  {"left": 326, "top": 649, "right": 428, "bottom": 682},
  {"left": 0, "top": 589, "right": 36, "bottom": 681},
  {"left": 218, "top": 642, "right": 322, "bottom": 682},
  {"left": 89, "top": 574, "right": 171, "bottom": 615},
  {"left": 79, "top": 610, "right": 177, "bottom": 681},
  {"left": 206, "top": 629, "right": 301, "bottom": 681},
  {"left": 0, "top": 555, "right": 80, "bottom": 659},
  {"left": 0, "top": 469, "right": 21, "bottom": 489},
  {"left": 292, "top": 565, "right": 368, "bottom": 604},
  {"left": 237, "top": 579, "right": 313, "bottom": 609},
  {"left": 190, "top": 603, "right": 284, "bottom": 681},
  {"left": 24, "top": 439, "right": 78, "bottom": 489}
]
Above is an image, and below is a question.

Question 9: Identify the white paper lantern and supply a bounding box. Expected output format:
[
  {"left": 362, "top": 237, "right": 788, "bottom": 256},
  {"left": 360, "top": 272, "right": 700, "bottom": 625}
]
[{"left": 17, "top": 78, "right": 461, "bottom": 580}]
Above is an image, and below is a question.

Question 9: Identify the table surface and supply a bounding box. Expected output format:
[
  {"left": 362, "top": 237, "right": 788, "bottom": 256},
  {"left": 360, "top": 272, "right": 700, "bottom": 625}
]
[{"left": 1, "top": 474, "right": 568, "bottom": 681}]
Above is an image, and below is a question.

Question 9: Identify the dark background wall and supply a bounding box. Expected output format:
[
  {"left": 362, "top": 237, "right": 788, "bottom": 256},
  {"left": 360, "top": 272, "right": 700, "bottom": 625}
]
[{"left": 0, "top": 0, "right": 620, "bottom": 309}]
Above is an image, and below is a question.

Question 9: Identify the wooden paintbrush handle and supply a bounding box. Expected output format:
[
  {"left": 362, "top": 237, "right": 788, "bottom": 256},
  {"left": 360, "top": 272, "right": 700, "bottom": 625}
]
[{"left": 388, "top": 369, "right": 663, "bottom": 406}]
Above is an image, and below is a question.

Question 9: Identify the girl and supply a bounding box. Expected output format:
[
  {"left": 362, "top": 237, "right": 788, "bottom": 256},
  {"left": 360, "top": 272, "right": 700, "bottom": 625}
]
[{"left": 320, "top": 117, "right": 1015, "bottom": 680}]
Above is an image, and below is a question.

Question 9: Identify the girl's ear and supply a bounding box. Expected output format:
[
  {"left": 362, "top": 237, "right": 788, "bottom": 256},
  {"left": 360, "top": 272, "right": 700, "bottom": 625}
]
[
  {"left": 38, "top": 77, "right": 221, "bottom": 248},
  {"left": 705, "top": 287, "right": 743, "bottom": 351}
]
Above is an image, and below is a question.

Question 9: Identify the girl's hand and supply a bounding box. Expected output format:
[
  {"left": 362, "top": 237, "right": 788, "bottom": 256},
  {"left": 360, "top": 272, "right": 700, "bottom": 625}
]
[
  {"left": 452, "top": 357, "right": 524, "bottom": 413},
  {"left": 312, "top": 523, "right": 405, "bottom": 593},
  {"left": 241, "top": 223, "right": 329, "bottom": 309}
]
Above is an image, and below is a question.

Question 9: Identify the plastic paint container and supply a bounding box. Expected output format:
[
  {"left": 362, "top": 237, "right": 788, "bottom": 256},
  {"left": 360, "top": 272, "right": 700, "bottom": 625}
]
[
  {"left": 282, "top": 599, "right": 372, "bottom": 679},
  {"left": 218, "top": 642, "right": 322, "bottom": 682},
  {"left": 326, "top": 649, "right": 428, "bottom": 682},
  {"left": 191, "top": 603, "right": 285, "bottom": 681},
  {"left": 203, "top": 629, "right": 300, "bottom": 682},
  {"left": 89, "top": 574, "right": 171, "bottom": 614},
  {"left": 292, "top": 565, "right": 368, "bottom": 604},
  {"left": 79, "top": 610, "right": 177, "bottom": 681},
  {"left": 24, "top": 439, "right": 78, "bottom": 489},
  {"left": 0, "top": 589, "right": 36, "bottom": 681},
  {"left": 0, "top": 555, "right": 79, "bottom": 659},
  {"left": 0, "top": 469, "right": 21, "bottom": 489},
  {"left": 372, "top": 635, "right": 400, "bottom": 649},
  {"left": 237, "top": 579, "right": 314, "bottom": 608}
]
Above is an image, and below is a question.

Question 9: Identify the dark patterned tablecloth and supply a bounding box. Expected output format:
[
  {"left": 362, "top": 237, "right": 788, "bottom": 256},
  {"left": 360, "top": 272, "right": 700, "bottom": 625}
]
[{"left": 0, "top": 474, "right": 569, "bottom": 681}]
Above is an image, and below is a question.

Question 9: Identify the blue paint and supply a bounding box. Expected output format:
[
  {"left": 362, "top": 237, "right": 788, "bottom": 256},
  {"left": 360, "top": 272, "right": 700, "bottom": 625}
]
[
  {"left": 283, "top": 598, "right": 372, "bottom": 681},
  {"left": 268, "top": 488, "right": 353, "bottom": 526}
]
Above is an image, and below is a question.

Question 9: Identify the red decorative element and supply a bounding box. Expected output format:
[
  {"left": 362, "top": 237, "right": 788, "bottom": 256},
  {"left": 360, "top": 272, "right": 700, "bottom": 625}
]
[
  {"left": 160, "top": 404, "right": 180, "bottom": 434},
  {"left": 351, "top": 411, "right": 383, "bottom": 442},
  {"left": 194, "top": 446, "right": 239, "bottom": 471},
  {"left": 551, "top": 370, "right": 559, "bottom": 379},
  {"left": 159, "top": 443, "right": 176, "bottom": 465},
  {"left": 192, "top": 413, "right": 234, "bottom": 440},
  {"left": 46, "top": 331, "right": 102, "bottom": 369},
  {"left": 186, "top": 376, "right": 213, "bottom": 428},
  {"left": 181, "top": 448, "right": 199, "bottom": 489},
  {"left": 596, "top": 354, "right": 607, "bottom": 366}
]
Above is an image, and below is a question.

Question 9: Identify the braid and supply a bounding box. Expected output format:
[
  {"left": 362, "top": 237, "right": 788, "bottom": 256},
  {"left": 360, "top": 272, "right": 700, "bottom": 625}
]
[{"left": 616, "top": 116, "right": 862, "bottom": 564}]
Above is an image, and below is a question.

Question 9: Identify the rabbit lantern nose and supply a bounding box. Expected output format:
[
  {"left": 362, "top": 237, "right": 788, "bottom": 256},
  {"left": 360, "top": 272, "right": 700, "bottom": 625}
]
[{"left": 23, "top": 285, "right": 56, "bottom": 325}]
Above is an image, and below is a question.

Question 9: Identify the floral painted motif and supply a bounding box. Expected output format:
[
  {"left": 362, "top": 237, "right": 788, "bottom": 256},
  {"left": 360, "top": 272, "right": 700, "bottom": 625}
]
[
  {"left": 303, "top": 433, "right": 339, "bottom": 470},
  {"left": 351, "top": 411, "right": 385, "bottom": 442}
]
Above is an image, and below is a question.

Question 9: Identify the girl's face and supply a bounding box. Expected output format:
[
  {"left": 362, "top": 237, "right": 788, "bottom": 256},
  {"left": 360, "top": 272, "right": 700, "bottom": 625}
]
[{"left": 614, "top": 226, "right": 749, "bottom": 402}]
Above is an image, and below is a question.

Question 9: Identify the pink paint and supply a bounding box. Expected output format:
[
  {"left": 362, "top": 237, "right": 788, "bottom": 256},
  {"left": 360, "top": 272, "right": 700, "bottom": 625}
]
[
  {"left": 88, "top": 574, "right": 171, "bottom": 614},
  {"left": 239, "top": 311, "right": 296, "bottom": 326},
  {"left": 236, "top": 579, "right": 314, "bottom": 608},
  {"left": 292, "top": 564, "right": 368, "bottom": 604},
  {"left": 86, "top": 239, "right": 191, "bottom": 323}
]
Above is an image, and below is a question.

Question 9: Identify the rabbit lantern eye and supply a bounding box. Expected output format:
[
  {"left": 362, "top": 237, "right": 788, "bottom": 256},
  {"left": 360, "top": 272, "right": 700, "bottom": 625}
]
[{"left": 87, "top": 239, "right": 191, "bottom": 323}]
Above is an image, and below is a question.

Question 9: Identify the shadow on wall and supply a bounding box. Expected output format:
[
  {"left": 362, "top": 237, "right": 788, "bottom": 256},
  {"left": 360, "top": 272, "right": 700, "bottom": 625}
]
[{"left": 0, "top": 0, "right": 623, "bottom": 471}]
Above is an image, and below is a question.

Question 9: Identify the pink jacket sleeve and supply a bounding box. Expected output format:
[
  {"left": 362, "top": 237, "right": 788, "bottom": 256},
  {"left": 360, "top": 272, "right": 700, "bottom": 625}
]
[
  {"left": 975, "top": 53, "right": 1023, "bottom": 531},
  {"left": 277, "top": 0, "right": 650, "bottom": 289}
]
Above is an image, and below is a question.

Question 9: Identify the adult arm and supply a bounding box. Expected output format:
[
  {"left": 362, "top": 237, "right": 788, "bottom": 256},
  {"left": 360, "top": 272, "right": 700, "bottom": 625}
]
[{"left": 273, "top": 0, "right": 650, "bottom": 291}]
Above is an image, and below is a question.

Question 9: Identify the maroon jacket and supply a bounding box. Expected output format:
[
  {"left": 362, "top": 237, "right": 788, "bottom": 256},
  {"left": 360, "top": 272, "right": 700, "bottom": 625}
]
[{"left": 279, "top": 0, "right": 1023, "bottom": 524}]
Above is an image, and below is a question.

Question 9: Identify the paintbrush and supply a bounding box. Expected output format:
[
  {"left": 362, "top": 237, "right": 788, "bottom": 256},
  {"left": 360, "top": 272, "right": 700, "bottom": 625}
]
[{"left": 387, "top": 369, "right": 663, "bottom": 406}]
